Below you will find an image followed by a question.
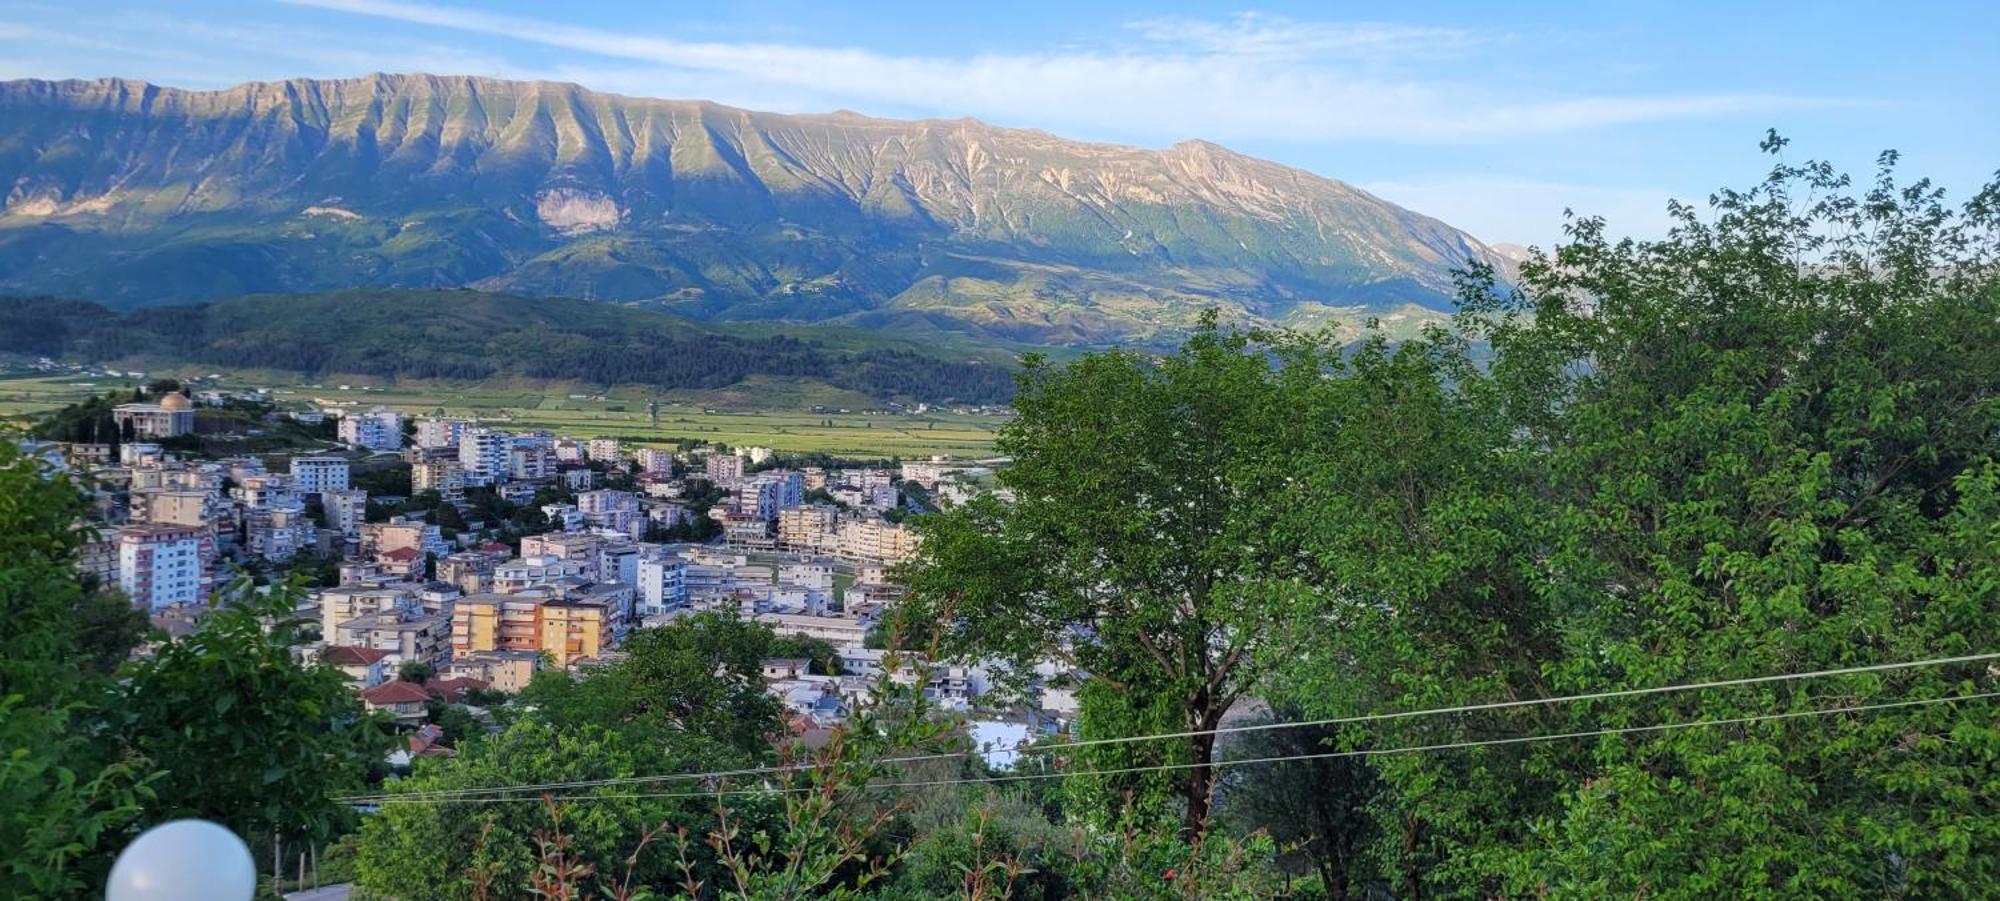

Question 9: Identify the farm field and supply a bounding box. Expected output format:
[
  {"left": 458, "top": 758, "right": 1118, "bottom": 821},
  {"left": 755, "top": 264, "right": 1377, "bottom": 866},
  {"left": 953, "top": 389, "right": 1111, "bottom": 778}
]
[
  {"left": 0, "top": 373, "right": 144, "bottom": 419},
  {"left": 3, "top": 371, "right": 1006, "bottom": 459}
]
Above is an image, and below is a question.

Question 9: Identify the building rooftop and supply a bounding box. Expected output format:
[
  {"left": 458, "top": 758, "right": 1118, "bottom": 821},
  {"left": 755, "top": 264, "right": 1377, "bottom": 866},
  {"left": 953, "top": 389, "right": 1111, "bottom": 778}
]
[{"left": 322, "top": 645, "right": 391, "bottom": 666}]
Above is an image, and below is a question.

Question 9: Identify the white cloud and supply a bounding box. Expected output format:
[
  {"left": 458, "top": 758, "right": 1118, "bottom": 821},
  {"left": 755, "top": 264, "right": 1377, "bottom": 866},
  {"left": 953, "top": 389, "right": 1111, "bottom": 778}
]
[
  {"left": 280, "top": 0, "right": 1833, "bottom": 144},
  {"left": 1124, "top": 13, "right": 1487, "bottom": 62},
  {"left": 1361, "top": 176, "right": 1682, "bottom": 247}
]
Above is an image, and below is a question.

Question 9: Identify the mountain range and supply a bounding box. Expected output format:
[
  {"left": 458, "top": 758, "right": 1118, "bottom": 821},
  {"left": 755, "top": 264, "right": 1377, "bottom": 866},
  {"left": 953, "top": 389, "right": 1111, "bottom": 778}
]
[{"left": 0, "top": 74, "right": 1505, "bottom": 347}]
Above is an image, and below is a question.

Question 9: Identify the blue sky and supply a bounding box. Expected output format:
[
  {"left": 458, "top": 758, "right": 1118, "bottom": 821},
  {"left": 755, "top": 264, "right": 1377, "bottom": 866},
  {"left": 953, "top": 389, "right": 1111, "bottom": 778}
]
[{"left": 2, "top": 0, "right": 1993, "bottom": 246}]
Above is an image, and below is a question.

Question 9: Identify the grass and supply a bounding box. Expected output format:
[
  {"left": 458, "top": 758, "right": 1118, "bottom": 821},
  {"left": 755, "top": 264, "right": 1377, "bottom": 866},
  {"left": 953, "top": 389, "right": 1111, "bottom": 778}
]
[
  {"left": 1, "top": 369, "right": 1007, "bottom": 458},
  {"left": 0, "top": 373, "right": 144, "bottom": 420}
]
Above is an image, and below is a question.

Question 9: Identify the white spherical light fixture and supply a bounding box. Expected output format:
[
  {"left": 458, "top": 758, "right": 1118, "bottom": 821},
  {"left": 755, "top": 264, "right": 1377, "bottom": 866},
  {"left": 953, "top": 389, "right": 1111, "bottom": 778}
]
[{"left": 106, "top": 819, "right": 257, "bottom": 901}]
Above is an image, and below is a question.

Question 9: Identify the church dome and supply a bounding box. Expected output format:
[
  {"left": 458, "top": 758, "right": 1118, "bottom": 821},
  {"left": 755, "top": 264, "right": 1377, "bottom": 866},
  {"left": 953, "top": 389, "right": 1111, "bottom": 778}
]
[{"left": 159, "top": 392, "right": 192, "bottom": 411}]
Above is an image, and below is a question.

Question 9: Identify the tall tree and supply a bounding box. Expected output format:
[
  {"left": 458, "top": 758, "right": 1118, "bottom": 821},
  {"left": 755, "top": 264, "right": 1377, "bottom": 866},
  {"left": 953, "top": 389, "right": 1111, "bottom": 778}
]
[
  {"left": 899, "top": 326, "right": 1320, "bottom": 837},
  {"left": 1279, "top": 142, "right": 2000, "bottom": 895}
]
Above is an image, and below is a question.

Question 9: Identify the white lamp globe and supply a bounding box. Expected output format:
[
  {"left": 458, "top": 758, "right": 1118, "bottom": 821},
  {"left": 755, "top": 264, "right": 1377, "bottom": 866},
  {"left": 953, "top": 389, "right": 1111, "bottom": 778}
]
[{"left": 105, "top": 819, "right": 257, "bottom": 901}]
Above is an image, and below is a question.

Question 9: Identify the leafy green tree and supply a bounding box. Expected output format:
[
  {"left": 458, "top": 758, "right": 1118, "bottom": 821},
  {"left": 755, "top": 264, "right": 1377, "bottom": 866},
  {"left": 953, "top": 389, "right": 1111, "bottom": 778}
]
[
  {"left": 517, "top": 611, "right": 785, "bottom": 755},
  {"left": 113, "top": 579, "right": 395, "bottom": 867},
  {"left": 400, "top": 660, "right": 436, "bottom": 685},
  {"left": 0, "top": 443, "right": 149, "bottom": 896},
  {"left": 770, "top": 635, "right": 845, "bottom": 675},
  {"left": 1279, "top": 143, "right": 2000, "bottom": 896},
  {"left": 355, "top": 720, "right": 741, "bottom": 900},
  {"left": 899, "top": 325, "right": 1322, "bottom": 837},
  {"left": 1213, "top": 710, "right": 1379, "bottom": 900}
]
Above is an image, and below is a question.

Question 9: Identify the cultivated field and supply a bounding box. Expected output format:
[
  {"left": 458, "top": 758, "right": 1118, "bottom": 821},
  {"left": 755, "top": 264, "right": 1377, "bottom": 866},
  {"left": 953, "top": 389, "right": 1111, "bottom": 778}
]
[{"left": 3, "top": 371, "right": 1006, "bottom": 459}]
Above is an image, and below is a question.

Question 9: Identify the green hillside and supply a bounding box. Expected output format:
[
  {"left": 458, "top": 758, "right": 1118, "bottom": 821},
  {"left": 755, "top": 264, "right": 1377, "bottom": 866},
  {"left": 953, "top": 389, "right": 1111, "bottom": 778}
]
[{"left": 1, "top": 290, "right": 1017, "bottom": 405}]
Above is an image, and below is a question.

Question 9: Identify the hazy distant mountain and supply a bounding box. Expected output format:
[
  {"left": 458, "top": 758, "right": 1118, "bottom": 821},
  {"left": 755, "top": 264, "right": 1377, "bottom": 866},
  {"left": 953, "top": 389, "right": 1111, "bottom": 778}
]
[{"left": 0, "top": 74, "right": 1505, "bottom": 345}]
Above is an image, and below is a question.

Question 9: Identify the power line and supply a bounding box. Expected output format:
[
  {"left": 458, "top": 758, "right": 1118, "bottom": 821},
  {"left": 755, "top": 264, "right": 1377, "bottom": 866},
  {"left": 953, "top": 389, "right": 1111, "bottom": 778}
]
[
  {"left": 351, "top": 687, "right": 1997, "bottom": 807},
  {"left": 342, "top": 651, "right": 1997, "bottom": 803}
]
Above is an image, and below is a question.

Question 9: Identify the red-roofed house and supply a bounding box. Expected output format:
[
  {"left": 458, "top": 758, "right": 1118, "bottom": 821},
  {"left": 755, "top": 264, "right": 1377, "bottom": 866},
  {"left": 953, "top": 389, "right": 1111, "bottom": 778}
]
[
  {"left": 321, "top": 645, "right": 391, "bottom": 687},
  {"left": 379, "top": 545, "right": 425, "bottom": 578},
  {"left": 425, "top": 677, "right": 490, "bottom": 705},
  {"left": 360, "top": 680, "right": 432, "bottom": 724},
  {"left": 387, "top": 723, "right": 457, "bottom": 768}
]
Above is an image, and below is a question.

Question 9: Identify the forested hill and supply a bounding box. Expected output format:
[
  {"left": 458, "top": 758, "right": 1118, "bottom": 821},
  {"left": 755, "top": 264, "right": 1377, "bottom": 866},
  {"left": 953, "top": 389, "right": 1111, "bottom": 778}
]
[{"left": 0, "top": 290, "right": 1017, "bottom": 404}]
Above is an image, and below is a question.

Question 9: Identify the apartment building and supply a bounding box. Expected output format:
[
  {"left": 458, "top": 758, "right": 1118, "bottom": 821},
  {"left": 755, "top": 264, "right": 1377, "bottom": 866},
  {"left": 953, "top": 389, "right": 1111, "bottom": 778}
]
[
  {"left": 457, "top": 428, "right": 510, "bottom": 486},
  {"left": 338, "top": 408, "right": 404, "bottom": 452},
  {"left": 704, "top": 453, "right": 746, "bottom": 485},
  {"left": 411, "top": 459, "right": 465, "bottom": 504},
  {"left": 453, "top": 590, "right": 611, "bottom": 668},
  {"left": 777, "top": 504, "right": 838, "bottom": 551},
  {"left": 636, "top": 554, "right": 688, "bottom": 617},
  {"left": 289, "top": 456, "right": 350, "bottom": 495},
  {"left": 415, "top": 417, "right": 470, "bottom": 450},
  {"left": 634, "top": 447, "right": 675, "bottom": 475},
  {"left": 321, "top": 488, "right": 368, "bottom": 537},
  {"left": 577, "top": 489, "right": 643, "bottom": 538},
  {"left": 117, "top": 523, "right": 215, "bottom": 609}
]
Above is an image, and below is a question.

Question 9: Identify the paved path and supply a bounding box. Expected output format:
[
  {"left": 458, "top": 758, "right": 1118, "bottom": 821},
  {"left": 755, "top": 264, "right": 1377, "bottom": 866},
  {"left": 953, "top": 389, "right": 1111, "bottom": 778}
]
[{"left": 285, "top": 885, "right": 351, "bottom": 901}]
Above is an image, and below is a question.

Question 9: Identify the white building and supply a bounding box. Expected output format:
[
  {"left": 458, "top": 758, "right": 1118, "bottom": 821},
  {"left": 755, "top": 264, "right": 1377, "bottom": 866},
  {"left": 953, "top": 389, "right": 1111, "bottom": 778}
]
[
  {"left": 587, "top": 437, "right": 623, "bottom": 463},
  {"left": 509, "top": 441, "right": 556, "bottom": 481},
  {"left": 705, "top": 453, "right": 746, "bottom": 485},
  {"left": 338, "top": 408, "right": 404, "bottom": 452},
  {"left": 541, "top": 502, "right": 586, "bottom": 532},
  {"left": 289, "top": 456, "right": 350, "bottom": 496},
  {"left": 117, "top": 523, "right": 215, "bottom": 610},
  {"left": 322, "top": 488, "right": 368, "bottom": 537},
  {"left": 458, "top": 428, "right": 510, "bottom": 486},
  {"left": 577, "top": 489, "right": 643, "bottom": 538},
  {"left": 634, "top": 447, "right": 675, "bottom": 475},
  {"left": 113, "top": 392, "right": 195, "bottom": 439},
  {"left": 736, "top": 470, "right": 804, "bottom": 522},
  {"left": 411, "top": 460, "right": 465, "bottom": 503},
  {"left": 415, "top": 418, "right": 471, "bottom": 450}
]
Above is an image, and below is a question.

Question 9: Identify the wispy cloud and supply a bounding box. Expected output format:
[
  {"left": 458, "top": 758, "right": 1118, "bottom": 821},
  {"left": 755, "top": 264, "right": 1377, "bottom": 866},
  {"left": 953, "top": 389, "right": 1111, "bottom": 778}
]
[
  {"left": 279, "top": 0, "right": 1832, "bottom": 143},
  {"left": 1124, "top": 13, "right": 1488, "bottom": 62}
]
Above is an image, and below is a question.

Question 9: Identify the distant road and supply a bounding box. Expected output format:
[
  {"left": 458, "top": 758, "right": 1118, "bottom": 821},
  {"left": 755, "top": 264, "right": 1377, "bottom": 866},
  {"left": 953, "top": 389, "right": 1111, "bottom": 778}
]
[{"left": 286, "top": 885, "right": 351, "bottom": 901}]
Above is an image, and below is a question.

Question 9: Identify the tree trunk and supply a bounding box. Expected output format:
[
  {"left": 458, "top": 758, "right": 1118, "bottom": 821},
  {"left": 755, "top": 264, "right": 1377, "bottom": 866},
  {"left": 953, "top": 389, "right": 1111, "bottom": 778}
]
[{"left": 1180, "top": 701, "right": 1225, "bottom": 840}]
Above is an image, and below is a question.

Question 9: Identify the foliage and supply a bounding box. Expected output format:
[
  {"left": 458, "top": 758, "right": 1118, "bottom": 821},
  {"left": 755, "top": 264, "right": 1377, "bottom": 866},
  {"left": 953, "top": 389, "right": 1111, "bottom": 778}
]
[
  {"left": 9, "top": 290, "right": 1017, "bottom": 404},
  {"left": 355, "top": 720, "right": 743, "bottom": 900},
  {"left": 1269, "top": 143, "right": 2000, "bottom": 895},
  {"left": 113, "top": 579, "right": 395, "bottom": 854},
  {"left": 1213, "top": 710, "right": 1379, "bottom": 899},
  {"left": 898, "top": 320, "right": 1324, "bottom": 835},
  {"left": 0, "top": 443, "right": 150, "bottom": 897},
  {"left": 517, "top": 611, "right": 786, "bottom": 756}
]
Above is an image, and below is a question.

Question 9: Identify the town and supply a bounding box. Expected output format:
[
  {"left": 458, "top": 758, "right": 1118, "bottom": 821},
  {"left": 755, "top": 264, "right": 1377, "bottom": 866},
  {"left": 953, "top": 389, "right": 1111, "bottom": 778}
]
[{"left": 22, "top": 380, "right": 1059, "bottom": 766}]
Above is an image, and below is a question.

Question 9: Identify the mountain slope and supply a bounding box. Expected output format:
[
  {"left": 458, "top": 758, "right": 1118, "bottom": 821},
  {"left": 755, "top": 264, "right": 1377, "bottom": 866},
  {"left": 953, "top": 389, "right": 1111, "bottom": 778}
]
[
  {"left": 0, "top": 75, "right": 1502, "bottom": 344},
  {"left": 1, "top": 290, "right": 1017, "bottom": 404}
]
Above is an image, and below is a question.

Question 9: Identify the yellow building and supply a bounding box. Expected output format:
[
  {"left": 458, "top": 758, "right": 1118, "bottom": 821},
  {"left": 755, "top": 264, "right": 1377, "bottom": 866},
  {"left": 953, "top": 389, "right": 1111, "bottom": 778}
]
[
  {"left": 538, "top": 600, "right": 613, "bottom": 668},
  {"left": 452, "top": 591, "right": 614, "bottom": 669}
]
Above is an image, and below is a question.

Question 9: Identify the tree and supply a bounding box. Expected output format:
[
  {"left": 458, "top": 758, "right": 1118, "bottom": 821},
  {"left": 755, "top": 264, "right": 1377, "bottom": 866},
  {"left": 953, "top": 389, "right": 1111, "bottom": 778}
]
[
  {"left": 1277, "top": 143, "right": 2000, "bottom": 895},
  {"left": 400, "top": 660, "right": 436, "bottom": 685},
  {"left": 0, "top": 443, "right": 149, "bottom": 897},
  {"left": 1214, "top": 710, "right": 1379, "bottom": 899},
  {"left": 113, "top": 579, "right": 395, "bottom": 869},
  {"left": 899, "top": 325, "right": 1322, "bottom": 838},
  {"left": 355, "top": 720, "right": 741, "bottom": 900},
  {"left": 517, "top": 611, "right": 785, "bottom": 755}
]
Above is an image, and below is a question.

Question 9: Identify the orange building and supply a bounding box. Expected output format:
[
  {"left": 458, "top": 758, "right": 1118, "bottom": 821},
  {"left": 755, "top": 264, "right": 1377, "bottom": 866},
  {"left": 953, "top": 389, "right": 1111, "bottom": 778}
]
[{"left": 451, "top": 590, "right": 614, "bottom": 668}]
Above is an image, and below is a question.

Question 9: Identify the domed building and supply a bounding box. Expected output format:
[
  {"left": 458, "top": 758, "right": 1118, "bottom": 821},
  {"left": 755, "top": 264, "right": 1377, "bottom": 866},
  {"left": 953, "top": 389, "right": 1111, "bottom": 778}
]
[{"left": 114, "top": 391, "right": 195, "bottom": 439}]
